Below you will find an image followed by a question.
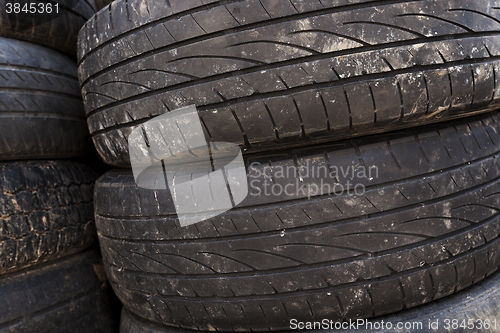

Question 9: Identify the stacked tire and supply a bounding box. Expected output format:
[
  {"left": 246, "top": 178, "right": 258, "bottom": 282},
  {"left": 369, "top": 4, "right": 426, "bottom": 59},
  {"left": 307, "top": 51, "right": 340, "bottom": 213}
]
[
  {"left": 78, "top": 0, "right": 500, "bottom": 331},
  {"left": 0, "top": 1, "right": 116, "bottom": 332}
]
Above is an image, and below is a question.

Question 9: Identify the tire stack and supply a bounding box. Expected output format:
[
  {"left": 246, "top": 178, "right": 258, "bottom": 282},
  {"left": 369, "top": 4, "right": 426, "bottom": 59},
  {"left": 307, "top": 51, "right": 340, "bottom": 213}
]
[
  {"left": 0, "top": 1, "right": 116, "bottom": 332},
  {"left": 78, "top": 0, "right": 500, "bottom": 331}
]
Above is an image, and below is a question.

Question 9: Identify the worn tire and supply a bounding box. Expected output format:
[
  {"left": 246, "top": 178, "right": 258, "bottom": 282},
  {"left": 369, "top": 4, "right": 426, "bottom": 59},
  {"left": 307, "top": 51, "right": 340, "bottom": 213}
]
[
  {"left": 96, "top": 111, "right": 500, "bottom": 331},
  {"left": 0, "top": 249, "right": 116, "bottom": 333},
  {"left": 341, "top": 270, "right": 500, "bottom": 333},
  {"left": 0, "top": 0, "right": 96, "bottom": 55},
  {"left": 119, "top": 269, "right": 500, "bottom": 333},
  {"left": 0, "top": 160, "right": 97, "bottom": 274},
  {"left": 0, "top": 38, "right": 89, "bottom": 160},
  {"left": 79, "top": 0, "right": 500, "bottom": 167}
]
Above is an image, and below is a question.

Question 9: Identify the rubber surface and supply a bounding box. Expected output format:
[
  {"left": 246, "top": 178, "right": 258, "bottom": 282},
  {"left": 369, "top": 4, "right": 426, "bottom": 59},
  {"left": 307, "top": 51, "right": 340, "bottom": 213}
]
[
  {"left": 120, "top": 268, "right": 500, "bottom": 332},
  {"left": 0, "top": 38, "right": 89, "bottom": 161},
  {"left": 0, "top": 0, "right": 96, "bottom": 55},
  {"left": 0, "top": 249, "right": 116, "bottom": 333},
  {"left": 95, "top": 0, "right": 113, "bottom": 10},
  {"left": 79, "top": 0, "right": 500, "bottom": 167},
  {"left": 0, "top": 160, "right": 97, "bottom": 274},
  {"left": 96, "top": 111, "right": 500, "bottom": 331}
]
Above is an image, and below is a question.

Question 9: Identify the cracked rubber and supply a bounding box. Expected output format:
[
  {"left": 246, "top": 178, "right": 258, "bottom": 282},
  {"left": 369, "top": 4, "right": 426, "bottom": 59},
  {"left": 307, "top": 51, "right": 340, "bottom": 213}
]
[
  {"left": 78, "top": 0, "right": 500, "bottom": 167},
  {"left": 0, "top": 38, "right": 89, "bottom": 161},
  {"left": 0, "top": 250, "right": 116, "bottom": 333},
  {"left": 95, "top": 111, "right": 500, "bottom": 331},
  {"left": 119, "top": 269, "right": 500, "bottom": 333},
  {"left": 0, "top": 0, "right": 96, "bottom": 56},
  {"left": 0, "top": 160, "right": 97, "bottom": 274}
]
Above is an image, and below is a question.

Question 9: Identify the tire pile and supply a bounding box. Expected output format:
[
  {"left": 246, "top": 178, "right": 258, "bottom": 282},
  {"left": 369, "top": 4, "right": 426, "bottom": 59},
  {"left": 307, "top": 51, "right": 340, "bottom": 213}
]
[
  {"left": 0, "top": 1, "right": 116, "bottom": 331},
  {"left": 77, "top": 0, "right": 500, "bottom": 332}
]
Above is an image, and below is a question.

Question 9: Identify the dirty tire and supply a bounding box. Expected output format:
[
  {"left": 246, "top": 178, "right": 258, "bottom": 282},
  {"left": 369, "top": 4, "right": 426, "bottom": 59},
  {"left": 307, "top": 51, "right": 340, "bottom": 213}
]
[
  {"left": 0, "top": 0, "right": 96, "bottom": 55},
  {"left": 342, "top": 268, "right": 500, "bottom": 333},
  {"left": 0, "top": 160, "right": 97, "bottom": 274},
  {"left": 96, "top": 111, "right": 500, "bottom": 331},
  {"left": 0, "top": 250, "right": 116, "bottom": 333},
  {"left": 119, "top": 269, "right": 500, "bottom": 333},
  {"left": 79, "top": 0, "right": 500, "bottom": 167},
  {"left": 0, "top": 38, "right": 89, "bottom": 160}
]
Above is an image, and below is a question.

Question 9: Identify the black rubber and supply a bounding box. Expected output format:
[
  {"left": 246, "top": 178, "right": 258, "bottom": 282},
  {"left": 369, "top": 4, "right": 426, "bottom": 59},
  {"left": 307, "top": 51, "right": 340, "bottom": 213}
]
[
  {"left": 78, "top": 0, "right": 500, "bottom": 167},
  {"left": 95, "top": 0, "right": 113, "bottom": 11},
  {"left": 120, "top": 268, "right": 500, "bottom": 333},
  {"left": 96, "top": 111, "right": 500, "bottom": 331},
  {"left": 0, "top": 249, "right": 116, "bottom": 333},
  {"left": 0, "top": 160, "right": 97, "bottom": 274},
  {"left": 0, "top": 0, "right": 96, "bottom": 56},
  {"left": 0, "top": 37, "right": 89, "bottom": 161}
]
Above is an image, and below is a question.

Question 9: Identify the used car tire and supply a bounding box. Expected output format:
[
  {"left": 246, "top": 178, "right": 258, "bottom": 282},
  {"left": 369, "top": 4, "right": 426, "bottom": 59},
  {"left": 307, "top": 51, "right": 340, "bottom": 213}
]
[
  {"left": 0, "top": 160, "right": 96, "bottom": 274},
  {"left": 119, "top": 266, "right": 500, "bottom": 333},
  {"left": 0, "top": 249, "right": 116, "bottom": 333},
  {"left": 342, "top": 269, "right": 500, "bottom": 333},
  {"left": 0, "top": 0, "right": 96, "bottom": 55},
  {"left": 78, "top": 0, "right": 500, "bottom": 167},
  {"left": 0, "top": 38, "right": 89, "bottom": 160},
  {"left": 96, "top": 111, "right": 500, "bottom": 331}
]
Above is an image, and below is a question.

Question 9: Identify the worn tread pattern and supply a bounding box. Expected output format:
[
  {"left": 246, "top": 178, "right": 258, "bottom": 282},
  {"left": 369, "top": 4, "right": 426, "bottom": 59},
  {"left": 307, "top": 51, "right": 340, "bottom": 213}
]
[
  {"left": 0, "top": 0, "right": 96, "bottom": 55},
  {"left": 96, "top": 112, "right": 500, "bottom": 331},
  {"left": 79, "top": 0, "right": 500, "bottom": 167},
  {"left": 0, "top": 160, "right": 97, "bottom": 274},
  {"left": 0, "top": 38, "right": 89, "bottom": 161},
  {"left": 0, "top": 250, "right": 116, "bottom": 333},
  {"left": 119, "top": 269, "right": 500, "bottom": 333}
]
